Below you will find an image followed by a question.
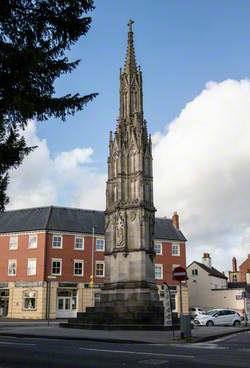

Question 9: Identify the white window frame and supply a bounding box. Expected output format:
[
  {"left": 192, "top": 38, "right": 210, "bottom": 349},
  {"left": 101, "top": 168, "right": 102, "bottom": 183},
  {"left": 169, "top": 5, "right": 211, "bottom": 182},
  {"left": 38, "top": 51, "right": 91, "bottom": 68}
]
[
  {"left": 9, "top": 236, "right": 18, "bottom": 250},
  {"left": 74, "top": 236, "right": 84, "bottom": 250},
  {"left": 155, "top": 264, "right": 163, "bottom": 280},
  {"left": 27, "top": 258, "right": 37, "bottom": 276},
  {"left": 28, "top": 234, "right": 38, "bottom": 249},
  {"left": 96, "top": 238, "right": 105, "bottom": 252},
  {"left": 52, "top": 235, "right": 63, "bottom": 249},
  {"left": 95, "top": 261, "right": 105, "bottom": 277},
  {"left": 154, "top": 242, "right": 162, "bottom": 255},
  {"left": 192, "top": 269, "right": 198, "bottom": 276},
  {"left": 51, "top": 258, "right": 62, "bottom": 276},
  {"left": 8, "top": 259, "right": 17, "bottom": 276},
  {"left": 74, "top": 260, "right": 84, "bottom": 276},
  {"left": 172, "top": 243, "right": 180, "bottom": 256}
]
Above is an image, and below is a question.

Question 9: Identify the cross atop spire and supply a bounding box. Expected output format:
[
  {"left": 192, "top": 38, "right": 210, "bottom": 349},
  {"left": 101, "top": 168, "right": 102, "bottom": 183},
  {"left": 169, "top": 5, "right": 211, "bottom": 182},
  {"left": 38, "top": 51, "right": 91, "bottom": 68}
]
[
  {"left": 128, "top": 19, "right": 134, "bottom": 32},
  {"left": 124, "top": 19, "right": 137, "bottom": 73}
]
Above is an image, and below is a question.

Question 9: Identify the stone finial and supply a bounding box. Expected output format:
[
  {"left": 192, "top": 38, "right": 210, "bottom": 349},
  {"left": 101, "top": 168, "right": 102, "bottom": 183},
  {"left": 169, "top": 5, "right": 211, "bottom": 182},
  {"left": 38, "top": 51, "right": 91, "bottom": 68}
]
[
  {"left": 124, "top": 20, "right": 137, "bottom": 73},
  {"left": 128, "top": 19, "right": 134, "bottom": 32}
]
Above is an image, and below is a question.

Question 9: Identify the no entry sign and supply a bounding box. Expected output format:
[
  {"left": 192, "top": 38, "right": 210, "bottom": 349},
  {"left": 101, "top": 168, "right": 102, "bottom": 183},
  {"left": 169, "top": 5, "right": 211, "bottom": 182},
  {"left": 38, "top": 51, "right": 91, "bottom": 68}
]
[{"left": 173, "top": 266, "right": 187, "bottom": 281}]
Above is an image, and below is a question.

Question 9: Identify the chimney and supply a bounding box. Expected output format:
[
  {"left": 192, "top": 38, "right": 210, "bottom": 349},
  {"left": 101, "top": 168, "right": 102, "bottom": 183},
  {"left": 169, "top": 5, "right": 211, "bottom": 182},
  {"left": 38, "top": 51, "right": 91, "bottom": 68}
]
[
  {"left": 202, "top": 253, "right": 212, "bottom": 268},
  {"left": 232, "top": 257, "right": 237, "bottom": 272},
  {"left": 172, "top": 211, "right": 179, "bottom": 229}
]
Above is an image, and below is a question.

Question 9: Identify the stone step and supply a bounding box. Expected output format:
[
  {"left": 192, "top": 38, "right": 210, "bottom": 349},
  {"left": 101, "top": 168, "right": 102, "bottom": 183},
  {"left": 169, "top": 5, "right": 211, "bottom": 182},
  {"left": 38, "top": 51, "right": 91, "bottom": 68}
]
[
  {"left": 60, "top": 322, "right": 175, "bottom": 331},
  {"left": 71, "top": 311, "right": 163, "bottom": 325}
]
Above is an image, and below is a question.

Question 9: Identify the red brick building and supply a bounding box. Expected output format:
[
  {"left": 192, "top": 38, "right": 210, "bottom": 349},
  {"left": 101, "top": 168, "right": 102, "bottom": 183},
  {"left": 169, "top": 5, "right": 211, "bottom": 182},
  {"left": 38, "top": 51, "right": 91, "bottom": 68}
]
[
  {"left": 0, "top": 206, "right": 187, "bottom": 319},
  {"left": 228, "top": 255, "right": 250, "bottom": 283},
  {"left": 239, "top": 254, "right": 250, "bottom": 282}
]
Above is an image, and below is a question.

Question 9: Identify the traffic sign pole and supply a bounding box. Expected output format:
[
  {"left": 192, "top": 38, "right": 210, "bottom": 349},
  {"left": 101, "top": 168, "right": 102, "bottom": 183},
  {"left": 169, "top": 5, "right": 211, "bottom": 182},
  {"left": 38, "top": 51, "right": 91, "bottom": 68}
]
[
  {"left": 172, "top": 266, "right": 189, "bottom": 340},
  {"left": 179, "top": 280, "right": 184, "bottom": 339}
]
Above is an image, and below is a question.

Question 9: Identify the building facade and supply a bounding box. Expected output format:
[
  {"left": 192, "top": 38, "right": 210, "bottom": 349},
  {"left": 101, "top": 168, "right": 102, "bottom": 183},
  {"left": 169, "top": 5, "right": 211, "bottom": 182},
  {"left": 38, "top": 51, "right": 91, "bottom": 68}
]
[
  {"left": 187, "top": 253, "right": 250, "bottom": 315},
  {"left": 0, "top": 206, "right": 188, "bottom": 319},
  {"left": 239, "top": 254, "right": 250, "bottom": 283}
]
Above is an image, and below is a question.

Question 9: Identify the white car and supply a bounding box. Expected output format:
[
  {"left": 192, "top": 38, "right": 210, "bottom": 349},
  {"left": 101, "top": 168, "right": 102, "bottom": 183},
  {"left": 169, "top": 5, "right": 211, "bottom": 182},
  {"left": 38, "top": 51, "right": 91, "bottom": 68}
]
[
  {"left": 189, "top": 307, "right": 206, "bottom": 319},
  {"left": 194, "top": 309, "right": 241, "bottom": 327}
]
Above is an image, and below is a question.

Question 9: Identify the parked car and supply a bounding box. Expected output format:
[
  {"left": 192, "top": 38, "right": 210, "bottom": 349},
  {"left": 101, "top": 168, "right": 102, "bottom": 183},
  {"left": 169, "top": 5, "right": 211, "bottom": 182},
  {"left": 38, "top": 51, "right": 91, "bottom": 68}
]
[
  {"left": 194, "top": 309, "right": 241, "bottom": 327},
  {"left": 189, "top": 307, "right": 206, "bottom": 319}
]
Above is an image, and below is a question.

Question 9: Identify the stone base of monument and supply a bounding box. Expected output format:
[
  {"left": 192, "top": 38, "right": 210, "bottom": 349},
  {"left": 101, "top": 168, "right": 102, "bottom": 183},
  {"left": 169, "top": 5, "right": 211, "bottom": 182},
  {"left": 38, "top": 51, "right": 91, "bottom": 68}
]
[
  {"left": 60, "top": 281, "right": 168, "bottom": 330},
  {"left": 60, "top": 300, "right": 165, "bottom": 330}
]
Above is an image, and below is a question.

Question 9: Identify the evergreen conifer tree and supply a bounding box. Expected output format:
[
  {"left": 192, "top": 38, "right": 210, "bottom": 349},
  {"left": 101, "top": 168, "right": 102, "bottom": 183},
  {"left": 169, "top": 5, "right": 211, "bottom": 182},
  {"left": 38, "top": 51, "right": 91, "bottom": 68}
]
[{"left": 0, "top": 0, "right": 97, "bottom": 210}]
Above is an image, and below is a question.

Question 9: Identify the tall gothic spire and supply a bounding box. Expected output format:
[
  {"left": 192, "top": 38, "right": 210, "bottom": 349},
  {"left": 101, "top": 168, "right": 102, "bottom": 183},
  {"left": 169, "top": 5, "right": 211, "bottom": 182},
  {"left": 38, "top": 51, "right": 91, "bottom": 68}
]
[
  {"left": 124, "top": 19, "right": 137, "bottom": 74},
  {"left": 120, "top": 20, "right": 143, "bottom": 120}
]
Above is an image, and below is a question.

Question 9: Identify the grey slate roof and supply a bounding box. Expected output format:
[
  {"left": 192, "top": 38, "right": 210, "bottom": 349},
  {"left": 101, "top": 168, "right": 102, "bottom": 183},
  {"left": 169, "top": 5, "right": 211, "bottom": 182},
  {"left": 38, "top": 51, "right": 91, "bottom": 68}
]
[
  {"left": 195, "top": 261, "right": 228, "bottom": 280},
  {"left": 0, "top": 206, "right": 186, "bottom": 242}
]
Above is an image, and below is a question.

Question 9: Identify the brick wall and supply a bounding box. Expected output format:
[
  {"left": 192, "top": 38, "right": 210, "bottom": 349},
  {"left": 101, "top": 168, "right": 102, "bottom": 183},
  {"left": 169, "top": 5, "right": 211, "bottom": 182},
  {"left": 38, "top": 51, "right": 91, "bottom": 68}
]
[
  {"left": 239, "top": 254, "right": 250, "bottom": 282},
  {"left": 155, "top": 241, "right": 186, "bottom": 285},
  {"left": 0, "top": 232, "right": 46, "bottom": 282}
]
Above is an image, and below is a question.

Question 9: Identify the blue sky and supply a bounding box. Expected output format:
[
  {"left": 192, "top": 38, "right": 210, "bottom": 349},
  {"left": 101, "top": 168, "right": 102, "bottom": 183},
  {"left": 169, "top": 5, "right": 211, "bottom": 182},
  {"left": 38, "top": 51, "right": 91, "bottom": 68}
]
[
  {"left": 36, "top": 0, "right": 250, "bottom": 171},
  {"left": 10, "top": 1, "right": 250, "bottom": 269}
]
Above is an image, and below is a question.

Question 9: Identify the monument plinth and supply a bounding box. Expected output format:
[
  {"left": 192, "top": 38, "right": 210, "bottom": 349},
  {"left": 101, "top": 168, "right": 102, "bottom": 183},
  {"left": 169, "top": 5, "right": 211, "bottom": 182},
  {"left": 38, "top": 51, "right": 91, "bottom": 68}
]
[{"left": 63, "top": 20, "right": 163, "bottom": 329}]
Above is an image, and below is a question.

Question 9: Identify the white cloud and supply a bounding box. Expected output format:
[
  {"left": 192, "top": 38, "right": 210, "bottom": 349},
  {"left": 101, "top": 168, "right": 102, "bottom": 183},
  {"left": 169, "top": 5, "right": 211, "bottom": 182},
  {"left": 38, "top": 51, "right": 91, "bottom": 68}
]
[
  {"left": 153, "top": 79, "right": 250, "bottom": 271},
  {"left": 54, "top": 147, "right": 93, "bottom": 171},
  {"left": 7, "top": 122, "right": 57, "bottom": 209},
  {"left": 7, "top": 121, "right": 106, "bottom": 211}
]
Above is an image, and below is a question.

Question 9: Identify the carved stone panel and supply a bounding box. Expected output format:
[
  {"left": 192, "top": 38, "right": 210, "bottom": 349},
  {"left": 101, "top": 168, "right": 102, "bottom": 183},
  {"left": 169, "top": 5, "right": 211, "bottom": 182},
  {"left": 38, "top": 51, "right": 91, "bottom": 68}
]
[{"left": 115, "top": 211, "right": 125, "bottom": 249}]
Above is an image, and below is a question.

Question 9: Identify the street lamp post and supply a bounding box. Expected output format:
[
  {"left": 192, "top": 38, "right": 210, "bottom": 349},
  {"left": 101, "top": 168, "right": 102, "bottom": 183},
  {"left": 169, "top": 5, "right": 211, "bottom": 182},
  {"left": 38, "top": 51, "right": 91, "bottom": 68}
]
[
  {"left": 90, "top": 226, "right": 95, "bottom": 307},
  {"left": 47, "top": 275, "right": 57, "bottom": 326}
]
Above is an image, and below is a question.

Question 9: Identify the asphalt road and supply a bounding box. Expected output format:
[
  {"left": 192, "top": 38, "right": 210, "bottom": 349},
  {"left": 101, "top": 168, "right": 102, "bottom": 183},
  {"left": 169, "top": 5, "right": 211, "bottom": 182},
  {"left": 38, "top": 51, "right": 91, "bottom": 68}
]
[{"left": 0, "top": 331, "right": 249, "bottom": 368}]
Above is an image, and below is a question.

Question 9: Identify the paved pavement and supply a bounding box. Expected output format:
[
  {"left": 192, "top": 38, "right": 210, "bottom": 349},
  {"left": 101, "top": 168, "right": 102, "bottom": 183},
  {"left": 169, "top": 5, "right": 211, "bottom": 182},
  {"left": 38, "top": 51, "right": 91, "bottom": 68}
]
[
  {"left": 0, "top": 330, "right": 250, "bottom": 367},
  {"left": 0, "top": 324, "right": 249, "bottom": 344}
]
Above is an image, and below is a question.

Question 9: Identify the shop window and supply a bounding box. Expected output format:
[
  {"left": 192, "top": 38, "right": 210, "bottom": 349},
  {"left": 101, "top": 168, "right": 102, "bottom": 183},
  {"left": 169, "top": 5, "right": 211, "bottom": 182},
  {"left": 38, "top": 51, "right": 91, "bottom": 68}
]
[
  {"left": 28, "top": 235, "right": 37, "bottom": 248},
  {"left": 27, "top": 259, "right": 36, "bottom": 276},
  {"left": 23, "top": 290, "right": 37, "bottom": 310},
  {"left": 154, "top": 243, "right": 162, "bottom": 255},
  {"left": 9, "top": 236, "right": 18, "bottom": 250},
  {"left": 74, "top": 260, "right": 84, "bottom": 276},
  {"left": 51, "top": 259, "right": 62, "bottom": 275},
  {"left": 8, "top": 259, "right": 17, "bottom": 276},
  {"left": 96, "top": 239, "right": 105, "bottom": 252},
  {"left": 52, "top": 235, "right": 62, "bottom": 248},
  {"left": 74, "top": 237, "right": 84, "bottom": 250},
  {"left": 155, "top": 264, "right": 163, "bottom": 279},
  {"left": 95, "top": 262, "right": 105, "bottom": 277},
  {"left": 172, "top": 243, "right": 180, "bottom": 256}
]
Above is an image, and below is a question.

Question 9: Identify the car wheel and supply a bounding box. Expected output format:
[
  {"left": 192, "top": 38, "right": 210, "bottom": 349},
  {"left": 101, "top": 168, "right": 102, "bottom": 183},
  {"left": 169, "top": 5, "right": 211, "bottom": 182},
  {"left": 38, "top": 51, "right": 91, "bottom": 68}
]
[
  {"left": 233, "top": 320, "right": 241, "bottom": 327},
  {"left": 206, "top": 320, "right": 214, "bottom": 327}
]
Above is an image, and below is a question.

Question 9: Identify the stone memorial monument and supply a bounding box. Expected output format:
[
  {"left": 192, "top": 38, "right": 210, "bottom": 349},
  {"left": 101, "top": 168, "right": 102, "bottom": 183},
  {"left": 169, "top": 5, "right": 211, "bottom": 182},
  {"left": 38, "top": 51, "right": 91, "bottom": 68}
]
[{"left": 64, "top": 21, "right": 163, "bottom": 328}]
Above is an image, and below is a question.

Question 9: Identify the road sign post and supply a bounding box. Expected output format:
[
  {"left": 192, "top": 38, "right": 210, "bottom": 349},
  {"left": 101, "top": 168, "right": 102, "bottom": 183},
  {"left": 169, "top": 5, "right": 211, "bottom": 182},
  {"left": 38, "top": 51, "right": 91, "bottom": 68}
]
[{"left": 172, "top": 266, "right": 190, "bottom": 339}]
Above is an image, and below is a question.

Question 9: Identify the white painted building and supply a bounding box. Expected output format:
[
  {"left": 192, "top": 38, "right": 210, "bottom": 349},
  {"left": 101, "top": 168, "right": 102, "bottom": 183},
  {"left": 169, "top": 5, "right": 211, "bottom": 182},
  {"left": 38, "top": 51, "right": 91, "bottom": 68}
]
[
  {"left": 187, "top": 253, "right": 228, "bottom": 310},
  {"left": 187, "top": 253, "right": 250, "bottom": 315}
]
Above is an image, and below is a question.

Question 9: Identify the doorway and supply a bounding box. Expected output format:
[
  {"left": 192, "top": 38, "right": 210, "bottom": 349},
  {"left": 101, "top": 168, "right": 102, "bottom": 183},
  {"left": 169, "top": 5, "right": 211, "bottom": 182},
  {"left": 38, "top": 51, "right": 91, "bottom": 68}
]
[
  {"left": 0, "top": 289, "right": 9, "bottom": 317},
  {"left": 56, "top": 289, "right": 77, "bottom": 318}
]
